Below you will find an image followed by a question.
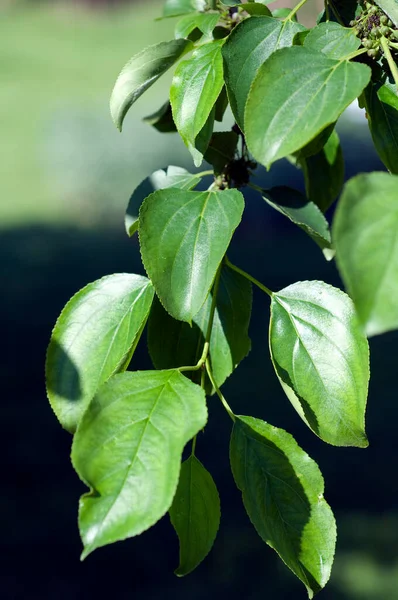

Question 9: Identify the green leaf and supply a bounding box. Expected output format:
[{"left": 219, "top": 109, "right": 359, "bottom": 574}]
[
  {"left": 139, "top": 188, "right": 244, "bottom": 322},
  {"left": 272, "top": 8, "right": 296, "bottom": 19},
  {"left": 125, "top": 166, "right": 201, "bottom": 237},
  {"left": 193, "top": 107, "right": 216, "bottom": 165},
  {"left": 230, "top": 416, "right": 336, "bottom": 598},
  {"left": 163, "top": 0, "right": 206, "bottom": 18},
  {"left": 333, "top": 172, "right": 398, "bottom": 336},
  {"left": 46, "top": 274, "right": 154, "bottom": 433},
  {"left": 170, "top": 456, "right": 220, "bottom": 575},
  {"left": 242, "top": 3, "right": 272, "bottom": 16},
  {"left": 300, "top": 130, "right": 344, "bottom": 212},
  {"left": 110, "top": 39, "right": 192, "bottom": 131},
  {"left": 296, "top": 123, "right": 335, "bottom": 159},
  {"left": 214, "top": 86, "right": 229, "bottom": 122},
  {"left": 376, "top": 0, "right": 398, "bottom": 27},
  {"left": 175, "top": 13, "right": 220, "bottom": 39},
  {"left": 363, "top": 81, "right": 398, "bottom": 174},
  {"left": 245, "top": 47, "right": 370, "bottom": 168},
  {"left": 269, "top": 281, "right": 369, "bottom": 447},
  {"left": 170, "top": 40, "right": 225, "bottom": 166},
  {"left": 262, "top": 187, "right": 333, "bottom": 258},
  {"left": 147, "top": 263, "right": 252, "bottom": 388},
  {"left": 318, "top": 0, "right": 358, "bottom": 26},
  {"left": 303, "top": 22, "right": 360, "bottom": 60},
  {"left": 222, "top": 16, "right": 305, "bottom": 129},
  {"left": 143, "top": 101, "right": 177, "bottom": 133},
  {"left": 72, "top": 369, "right": 207, "bottom": 558},
  {"left": 204, "top": 131, "right": 239, "bottom": 174}
]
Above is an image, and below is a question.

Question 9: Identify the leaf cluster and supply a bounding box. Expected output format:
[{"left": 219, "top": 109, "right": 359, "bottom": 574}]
[{"left": 46, "top": 0, "right": 398, "bottom": 596}]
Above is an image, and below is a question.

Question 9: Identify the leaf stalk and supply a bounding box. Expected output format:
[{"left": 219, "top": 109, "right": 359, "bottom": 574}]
[
  {"left": 205, "top": 359, "right": 235, "bottom": 422},
  {"left": 225, "top": 256, "right": 273, "bottom": 298}
]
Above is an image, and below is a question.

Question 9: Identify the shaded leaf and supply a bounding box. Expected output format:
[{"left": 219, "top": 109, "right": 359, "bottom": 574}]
[
  {"left": 175, "top": 12, "right": 220, "bottom": 39},
  {"left": 170, "top": 40, "right": 225, "bottom": 165},
  {"left": 269, "top": 280, "right": 369, "bottom": 447},
  {"left": 139, "top": 188, "right": 244, "bottom": 322},
  {"left": 72, "top": 370, "right": 207, "bottom": 558},
  {"left": 143, "top": 101, "right": 177, "bottom": 133},
  {"left": 263, "top": 186, "right": 333, "bottom": 258},
  {"left": 230, "top": 416, "right": 336, "bottom": 599},
  {"left": 363, "top": 81, "right": 398, "bottom": 174},
  {"left": 214, "top": 86, "right": 229, "bottom": 122},
  {"left": 111, "top": 39, "right": 192, "bottom": 131},
  {"left": 333, "top": 172, "right": 398, "bottom": 336},
  {"left": 125, "top": 166, "right": 201, "bottom": 237},
  {"left": 245, "top": 46, "right": 370, "bottom": 168},
  {"left": 204, "top": 131, "right": 239, "bottom": 174},
  {"left": 303, "top": 22, "right": 360, "bottom": 60},
  {"left": 222, "top": 16, "right": 305, "bottom": 129},
  {"left": 148, "top": 263, "right": 252, "bottom": 388},
  {"left": 242, "top": 3, "right": 272, "bottom": 16},
  {"left": 46, "top": 274, "right": 154, "bottom": 433},
  {"left": 296, "top": 123, "right": 335, "bottom": 159},
  {"left": 300, "top": 130, "right": 344, "bottom": 212},
  {"left": 193, "top": 107, "right": 216, "bottom": 166},
  {"left": 318, "top": 0, "right": 358, "bottom": 26},
  {"left": 170, "top": 456, "right": 220, "bottom": 575}
]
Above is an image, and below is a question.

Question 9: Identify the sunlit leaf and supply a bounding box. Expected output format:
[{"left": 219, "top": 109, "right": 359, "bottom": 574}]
[
  {"left": 230, "top": 416, "right": 336, "bottom": 598},
  {"left": 303, "top": 22, "right": 360, "bottom": 60},
  {"left": 46, "top": 274, "right": 154, "bottom": 433},
  {"left": 163, "top": 0, "right": 206, "bottom": 17},
  {"left": 376, "top": 0, "right": 398, "bottom": 27},
  {"left": 170, "top": 456, "right": 220, "bottom": 575},
  {"left": 73, "top": 370, "right": 207, "bottom": 557},
  {"left": 139, "top": 188, "right": 244, "bottom": 322},
  {"left": 175, "top": 13, "right": 220, "bottom": 39},
  {"left": 269, "top": 280, "right": 369, "bottom": 447},
  {"left": 245, "top": 46, "right": 370, "bottom": 168},
  {"left": 333, "top": 172, "right": 398, "bottom": 336},
  {"left": 110, "top": 39, "right": 192, "bottom": 131}
]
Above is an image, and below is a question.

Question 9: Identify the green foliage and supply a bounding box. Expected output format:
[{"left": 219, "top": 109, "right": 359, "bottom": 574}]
[{"left": 46, "top": 0, "right": 398, "bottom": 595}]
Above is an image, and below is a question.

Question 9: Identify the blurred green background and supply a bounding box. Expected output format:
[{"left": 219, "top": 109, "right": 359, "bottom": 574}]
[{"left": 3, "top": 1, "right": 398, "bottom": 599}]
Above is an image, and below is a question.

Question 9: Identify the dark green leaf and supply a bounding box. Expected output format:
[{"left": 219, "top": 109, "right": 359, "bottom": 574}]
[
  {"left": 125, "top": 166, "right": 201, "bottom": 237},
  {"left": 333, "top": 172, "right": 398, "bottom": 336},
  {"left": 245, "top": 47, "right": 370, "bottom": 168},
  {"left": 204, "top": 131, "right": 239, "bottom": 174},
  {"left": 222, "top": 17, "right": 305, "bottom": 129},
  {"left": 139, "top": 188, "right": 244, "bottom": 322},
  {"left": 72, "top": 370, "right": 207, "bottom": 558},
  {"left": 148, "top": 263, "right": 251, "bottom": 390},
  {"left": 363, "top": 81, "right": 398, "bottom": 174},
  {"left": 46, "top": 274, "right": 154, "bottom": 433},
  {"left": 376, "top": 0, "right": 398, "bottom": 27},
  {"left": 170, "top": 40, "right": 225, "bottom": 165},
  {"left": 270, "top": 281, "right": 369, "bottom": 447},
  {"left": 296, "top": 123, "right": 335, "bottom": 159},
  {"left": 143, "top": 101, "right": 177, "bottom": 133},
  {"left": 175, "top": 13, "right": 220, "bottom": 40},
  {"left": 242, "top": 3, "right": 272, "bottom": 16},
  {"left": 214, "top": 86, "right": 229, "bottom": 122},
  {"left": 230, "top": 416, "right": 336, "bottom": 598},
  {"left": 293, "top": 29, "right": 310, "bottom": 46},
  {"left": 170, "top": 456, "right": 220, "bottom": 575},
  {"left": 303, "top": 22, "right": 360, "bottom": 60},
  {"left": 263, "top": 187, "right": 333, "bottom": 258},
  {"left": 110, "top": 39, "right": 192, "bottom": 131},
  {"left": 163, "top": 0, "right": 206, "bottom": 17},
  {"left": 272, "top": 8, "right": 296, "bottom": 19},
  {"left": 318, "top": 0, "right": 358, "bottom": 26},
  {"left": 194, "top": 107, "right": 216, "bottom": 164},
  {"left": 300, "top": 130, "right": 344, "bottom": 212}
]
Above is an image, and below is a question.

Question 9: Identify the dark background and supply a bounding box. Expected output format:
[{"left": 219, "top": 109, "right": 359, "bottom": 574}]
[{"left": 3, "top": 1, "right": 398, "bottom": 599}]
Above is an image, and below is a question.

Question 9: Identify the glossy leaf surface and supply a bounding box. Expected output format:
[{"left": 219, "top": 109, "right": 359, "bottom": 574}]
[
  {"left": 333, "top": 172, "right": 398, "bottom": 336},
  {"left": 230, "top": 416, "right": 336, "bottom": 598},
  {"left": 363, "top": 82, "right": 398, "bottom": 174},
  {"left": 126, "top": 166, "right": 201, "bottom": 236},
  {"left": 263, "top": 186, "right": 332, "bottom": 257},
  {"left": 170, "top": 40, "right": 224, "bottom": 165},
  {"left": 170, "top": 456, "right": 220, "bottom": 576},
  {"left": 303, "top": 22, "right": 360, "bottom": 60},
  {"left": 139, "top": 188, "right": 244, "bottom": 322},
  {"left": 46, "top": 274, "right": 154, "bottom": 433},
  {"left": 110, "top": 39, "right": 192, "bottom": 131},
  {"left": 222, "top": 16, "right": 305, "bottom": 129},
  {"left": 175, "top": 13, "right": 219, "bottom": 39},
  {"left": 300, "top": 130, "right": 344, "bottom": 212},
  {"left": 245, "top": 47, "right": 370, "bottom": 168},
  {"left": 148, "top": 263, "right": 252, "bottom": 388},
  {"left": 270, "top": 281, "right": 369, "bottom": 447},
  {"left": 72, "top": 370, "right": 207, "bottom": 558}
]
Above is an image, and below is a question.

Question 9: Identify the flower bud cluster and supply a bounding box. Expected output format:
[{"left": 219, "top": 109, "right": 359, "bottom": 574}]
[{"left": 350, "top": 1, "right": 398, "bottom": 60}]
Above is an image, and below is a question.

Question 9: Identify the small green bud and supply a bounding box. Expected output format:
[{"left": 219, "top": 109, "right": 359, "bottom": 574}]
[
  {"left": 380, "top": 15, "right": 388, "bottom": 25},
  {"left": 388, "top": 19, "right": 393, "bottom": 27},
  {"left": 367, "top": 48, "right": 379, "bottom": 58},
  {"left": 380, "top": 26, "right": 390, "bottom": 36}
]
